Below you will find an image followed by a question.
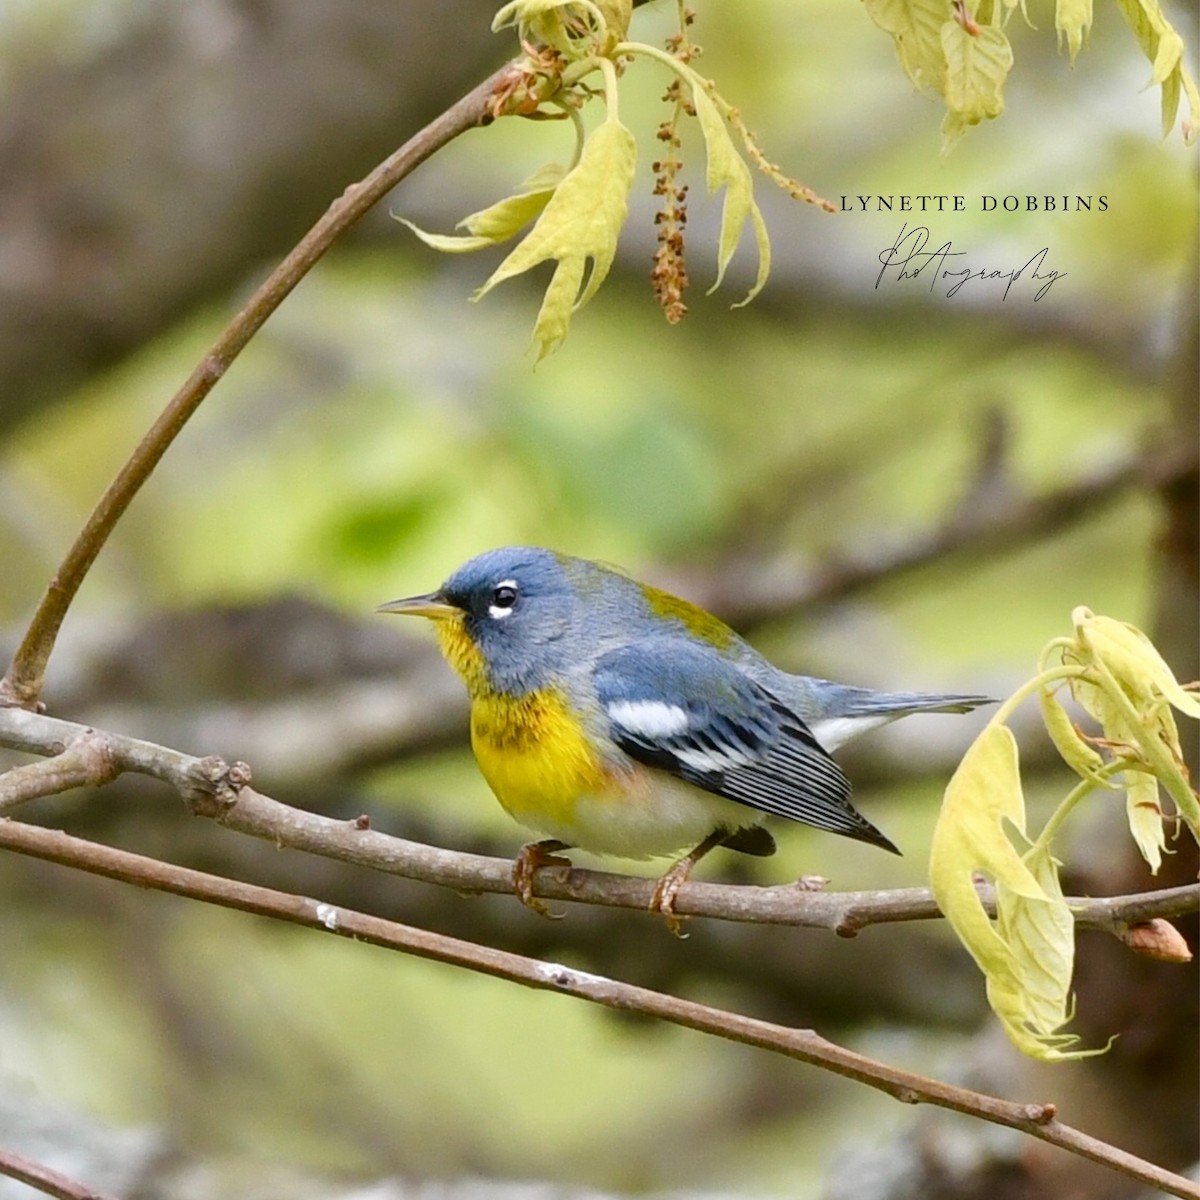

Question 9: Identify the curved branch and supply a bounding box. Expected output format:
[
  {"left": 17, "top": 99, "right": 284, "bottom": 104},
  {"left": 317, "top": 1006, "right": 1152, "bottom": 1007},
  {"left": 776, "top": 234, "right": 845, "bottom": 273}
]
[
  {"left": 0, "top": 817, "right": 1194, "bottom": 1200},
  {"left": 2, "top": 706, "right": 1196, "bottom": 938},
  {"left": 0, "top": 61, "right": 516, "bottom": 709}
]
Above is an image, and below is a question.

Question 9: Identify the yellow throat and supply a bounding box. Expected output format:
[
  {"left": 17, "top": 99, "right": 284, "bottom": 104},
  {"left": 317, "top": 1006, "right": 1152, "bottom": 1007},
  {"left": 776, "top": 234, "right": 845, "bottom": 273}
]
[{"left": 433, "top": 612, "right": 610, "bottom": 826}]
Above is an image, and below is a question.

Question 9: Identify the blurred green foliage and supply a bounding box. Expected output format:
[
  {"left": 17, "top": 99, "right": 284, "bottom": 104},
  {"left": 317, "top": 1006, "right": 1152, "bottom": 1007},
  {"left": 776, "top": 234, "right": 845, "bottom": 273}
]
[{"left": 0, "top": 0, "right": 1195, "bottom": 1193}]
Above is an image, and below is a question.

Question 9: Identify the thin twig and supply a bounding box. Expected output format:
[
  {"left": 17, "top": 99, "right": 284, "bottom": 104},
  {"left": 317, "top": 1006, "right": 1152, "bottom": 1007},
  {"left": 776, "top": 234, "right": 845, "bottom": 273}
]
[
  {"left": 2, "top": 706, "right": 1196, "bottom": 936},
  {"left": 0, "top": 818, "right": 1194, "bottom": 1200},
  {"left": 0, "top": 63, "right": 515, "bottom": 711},
  {"left": 0, "top": 1145, "right": 118, "bottom": 1200}
]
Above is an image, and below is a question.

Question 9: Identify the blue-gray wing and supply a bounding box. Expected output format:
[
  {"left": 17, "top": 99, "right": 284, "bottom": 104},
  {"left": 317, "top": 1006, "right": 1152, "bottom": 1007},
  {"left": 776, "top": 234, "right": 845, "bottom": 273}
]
[{"left": 592, "top": 639, "right": 899, "bottom": 853}]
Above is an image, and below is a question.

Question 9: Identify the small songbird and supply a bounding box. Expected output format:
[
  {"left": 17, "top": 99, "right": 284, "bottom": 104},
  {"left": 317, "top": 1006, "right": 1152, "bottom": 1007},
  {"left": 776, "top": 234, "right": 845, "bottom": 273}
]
[{"left": 379, "top": 547, "right": 990, "bottom": 926}]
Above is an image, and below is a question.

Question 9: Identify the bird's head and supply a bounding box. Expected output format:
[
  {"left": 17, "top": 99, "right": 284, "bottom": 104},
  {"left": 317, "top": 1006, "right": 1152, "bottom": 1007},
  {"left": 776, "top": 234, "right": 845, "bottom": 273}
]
[{"left": 378, "top": 546, "right": 574, "bottom": 695}]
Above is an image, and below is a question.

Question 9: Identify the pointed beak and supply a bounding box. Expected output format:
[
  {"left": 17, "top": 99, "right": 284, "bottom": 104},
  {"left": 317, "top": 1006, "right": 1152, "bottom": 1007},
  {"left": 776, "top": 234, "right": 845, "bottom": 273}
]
[{"left": 376, "top": 591, "right": 459, "bottom": 620}]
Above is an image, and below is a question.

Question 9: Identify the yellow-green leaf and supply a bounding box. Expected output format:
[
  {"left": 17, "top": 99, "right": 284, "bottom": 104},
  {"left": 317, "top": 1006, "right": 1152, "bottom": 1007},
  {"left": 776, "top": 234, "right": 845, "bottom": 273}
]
[
  {"left": 1112, "top": 0, "right": 1200, "bottom": 143},
  {"left": 1055, "top": 0, "right": 1093, "bottom": 64},
  {"left": 1040, "top": 686, "right": 1111, "bottom": 786},
  {"left": 592, "top": 0, "right": 631, "bottom": 41},
  {"left": 1125, "top": 770, "right": 1168, "bottom": 873},
  {"left": 396, "top": 166, "right": 565, "bottom": 255},
  {"left": 940, "top": 110, "right": 973, "bottom": 152},
  {"left": 1064, "top": 608, "right": 1200, "bottom": 846},
  {"left": 941, "top": 21, "right": 1013, "bottom": 122},
  {"left": 1002, "top": 0, "right": 1033, "bottom": 26},
  {"left": 475, "top": 117, "right": 636, "bottom": 360},
  {"left": 931, "top": 723, "right": 1097, "bottom": 1060},
  {"left": 931, "top": 723, "right": 1048, "bottom": 945},
  {"left": 688, "top": 80, "right": 771, "bottom": 304},
  {"left": 397, "top": 222, "right": 499, "bottom": 255},
  {"left": 461, "top": 165, "right": 566, "bottom": 241},
  {"left": 493, "top": 0, "right": 622, "bottom": 57},
  {"left": 993, "top": 839, "right": 1090, "bottom": 1059},
  {"left": 862, "top": 0, "right": 950, "bottom": 92},
  {"left": 1073, "top": 608, "right": 1200, "bottom": 720}
]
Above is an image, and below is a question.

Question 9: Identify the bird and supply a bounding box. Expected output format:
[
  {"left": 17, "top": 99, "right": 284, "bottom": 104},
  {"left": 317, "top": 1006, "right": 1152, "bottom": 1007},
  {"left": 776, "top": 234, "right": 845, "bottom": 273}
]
[{"left": 379, "top": 546, "right": 991, "bottom": 929}]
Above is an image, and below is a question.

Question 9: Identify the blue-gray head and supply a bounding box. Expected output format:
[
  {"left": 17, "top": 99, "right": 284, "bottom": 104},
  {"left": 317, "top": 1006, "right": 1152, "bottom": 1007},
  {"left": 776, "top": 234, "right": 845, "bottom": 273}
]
[{"left": 378, "top": 547, "right": 575, "bottom": 695}]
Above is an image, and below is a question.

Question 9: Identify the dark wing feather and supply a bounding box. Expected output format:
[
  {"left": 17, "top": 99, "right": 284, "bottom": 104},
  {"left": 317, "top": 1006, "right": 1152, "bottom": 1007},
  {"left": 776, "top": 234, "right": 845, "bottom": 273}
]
[{"left": 593, "top": 639, "right": 899, "bottom": 854}]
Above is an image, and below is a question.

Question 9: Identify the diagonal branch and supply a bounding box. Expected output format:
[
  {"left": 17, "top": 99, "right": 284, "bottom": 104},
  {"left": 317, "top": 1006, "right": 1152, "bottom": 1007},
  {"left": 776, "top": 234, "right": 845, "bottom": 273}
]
[
  {"left": 0, "top": 62, "right": 517, "bottom": 711},
  {"left": 0, "top": 817, "right": 1194, "bottom": 1200},
  {"left": 2, "top": 705, "right": 1196, "bottom": 937},
  {"left": 0, "top": 1145, "right": 118, "bottom": 1200},
  {"left": 670, "top": 442, "right": 1198, "bottom": 630}
]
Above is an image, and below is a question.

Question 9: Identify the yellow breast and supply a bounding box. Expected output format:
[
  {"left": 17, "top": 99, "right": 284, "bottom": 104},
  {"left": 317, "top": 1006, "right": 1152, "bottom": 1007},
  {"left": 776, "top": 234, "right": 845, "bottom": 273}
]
[{"left": 469, "top": 687, "right": 612, "bottom": 828}]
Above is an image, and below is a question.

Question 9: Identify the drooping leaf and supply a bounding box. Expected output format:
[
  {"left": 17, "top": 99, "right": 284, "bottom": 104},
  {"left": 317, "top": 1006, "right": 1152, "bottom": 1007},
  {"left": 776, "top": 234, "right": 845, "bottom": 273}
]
[
  {"left": 475, "top": 116, "right": 637, "bottom": 359},
  {"left": 1002, "top": 0, "right": 1033, "bottom": 26},
  {"left": 1055, "top": 0, "right": 1094, "bottom": 64},
  {"left": 1039, "top": 686, "right": 1110, "bottom": 786},
  {"left": 930, "top": 723, "right": 1097, "bottom": 1060},
  {"left": 1073, "top": 608, "right": 1200, "bottom": 720},
  {"left": 1125, "top": 770, "right": 1168, "bottom": 873},
  {"left": 397, "top": 165, "right": 566, "bottom": 254},
  {"left": 686, "top": 78, "right": 771, "bottom": 304},
  {"left": 940, "top": 20, "right": 1014, "bottom": 150},
  {"left": 1069, "top": 607, "right": 1200, "bottom": 833},
  {"left": 862, "top": 0, "right": 950, "bottom": 92},
  {"left": 993, "top": 838, "right": 1090, "bottom": 1059},
  {"left": 1112, "top": 0, "right": 1200, "bottom": 143}
]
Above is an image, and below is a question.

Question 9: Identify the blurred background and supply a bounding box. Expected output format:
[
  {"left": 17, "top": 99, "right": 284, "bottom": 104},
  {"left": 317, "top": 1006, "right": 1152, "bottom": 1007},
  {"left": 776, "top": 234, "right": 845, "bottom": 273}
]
[{"left": 0, "top": 1, "right": 1196, "bottom": 1197}]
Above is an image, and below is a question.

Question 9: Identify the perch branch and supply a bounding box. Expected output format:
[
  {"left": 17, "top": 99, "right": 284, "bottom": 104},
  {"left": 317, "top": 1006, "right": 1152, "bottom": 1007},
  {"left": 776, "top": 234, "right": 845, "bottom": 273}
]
[
  {"left": 0, "top": 1145, "right": 118, "bottom": 1200},
  {"left": 0, "top": 818, "right": 1194, "bottom": 1200},
  {"left": 2, "top": 707, "right": 1196, "bottom": 937},
  {"left": 0, "top": 62, "right": 515, "bottom": 710}
]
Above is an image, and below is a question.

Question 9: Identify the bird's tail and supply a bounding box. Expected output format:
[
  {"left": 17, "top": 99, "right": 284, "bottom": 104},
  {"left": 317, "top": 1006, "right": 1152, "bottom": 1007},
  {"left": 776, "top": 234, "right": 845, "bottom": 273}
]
[
  {"left": 835, "top": 689, "right": 995, "bottom": 718},
  {"left": 803, "top": 685, "right": 994, "bottom": 751}
]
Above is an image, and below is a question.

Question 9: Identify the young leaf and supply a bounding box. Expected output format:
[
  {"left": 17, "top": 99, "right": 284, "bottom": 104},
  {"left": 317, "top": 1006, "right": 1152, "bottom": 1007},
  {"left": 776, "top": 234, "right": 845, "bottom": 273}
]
[
  {"left": 1112, "top": 0, "right": 1200, "bottom": 142},
  {"left": 993, "top": 839, "right": 1090, "bottom": 1059},
  {"left": 862, "top": 0, "right": 950, "bottom": 92},
  {"left": 930, "top": 723, "right": 1095, "bottom": 1060},
  {"left": 493, "top": 0, "right": 629, "bottom": 56},
  {"left": 1068, "top": 608, "right": 1200, "bottom": 833},
  {"left": 940, "top": 20, "right": 1014, "bottom": 149},
  {"left": 1056, "top": 0, "right": 1094, "bottom": 64},
  {"left": 687, "top": 79, "right": 771, "bottom": 304},
  {"left": 1039, "top": 686, "right": 1112, "bottom": 786},
  {"left": 1125, "top": 770, "right": 1168, "bottom": 873},
  {"left": 475, "top": 116, "right": 637, "bottom": 359},
  {"left": 1073, "top": 608, "right": 1200, "bottom": 721},
  {"left": 398, "top": 165, "right": 566, "bottom": 254}
]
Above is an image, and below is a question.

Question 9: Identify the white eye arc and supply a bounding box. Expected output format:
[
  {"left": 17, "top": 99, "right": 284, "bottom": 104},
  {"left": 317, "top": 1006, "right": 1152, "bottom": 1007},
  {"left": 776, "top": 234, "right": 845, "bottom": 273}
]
[{"left": 488, "top": 579, "right": 518, "bottom": 620}]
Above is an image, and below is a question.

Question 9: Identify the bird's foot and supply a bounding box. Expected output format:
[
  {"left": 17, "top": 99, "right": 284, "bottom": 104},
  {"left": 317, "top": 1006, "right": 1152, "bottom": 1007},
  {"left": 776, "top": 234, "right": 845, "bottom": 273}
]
[
  {"left": 512, "top": 839, "right": 571, "bottom": 918},
  {"left": 649, "top": 862, "right": 692, "bottom": 938},
  {"left": 650, "top": 829, "right": 729, "bottom": 937}
]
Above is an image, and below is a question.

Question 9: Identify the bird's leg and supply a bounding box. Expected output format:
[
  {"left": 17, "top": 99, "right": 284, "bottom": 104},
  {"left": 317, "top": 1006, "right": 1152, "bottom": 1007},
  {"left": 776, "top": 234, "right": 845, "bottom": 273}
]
[
  {"left": 650, "top": 829, "right": 727, "bottom": 937},
  {"left": 512, "top": 839, "right": 572, "bottom": 917}
]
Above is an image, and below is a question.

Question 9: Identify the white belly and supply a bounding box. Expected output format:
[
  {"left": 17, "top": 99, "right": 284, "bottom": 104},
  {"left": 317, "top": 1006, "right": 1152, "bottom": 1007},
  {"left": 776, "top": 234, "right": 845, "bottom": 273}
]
[{"left": 512, "top": 768, "right": 764, "bottom": 860}]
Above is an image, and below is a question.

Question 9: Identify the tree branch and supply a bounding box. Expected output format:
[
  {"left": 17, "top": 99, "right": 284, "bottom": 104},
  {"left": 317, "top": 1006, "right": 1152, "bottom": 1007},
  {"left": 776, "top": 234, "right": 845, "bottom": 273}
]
[
  {"left": 0, "top": 817, "right": 1194, "bottom": 1200},
  {"left": 2, "top": 706, "right": 1196, "bottom": 938},
  {"left": 668, "top": 440, "right": 1198, "bottom": 630},
  {"left": 0, "top": 60, "right": 516, "bottom": 710},
  {"left": 0, "top": 1145, "right": 118, "bottom": 1200}
]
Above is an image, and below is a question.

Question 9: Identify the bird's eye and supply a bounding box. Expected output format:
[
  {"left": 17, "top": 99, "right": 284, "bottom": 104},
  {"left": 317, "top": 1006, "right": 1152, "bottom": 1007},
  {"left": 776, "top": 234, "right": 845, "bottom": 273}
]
[{"left": 488, "top": 581, "right": 518, "bottom": 618}]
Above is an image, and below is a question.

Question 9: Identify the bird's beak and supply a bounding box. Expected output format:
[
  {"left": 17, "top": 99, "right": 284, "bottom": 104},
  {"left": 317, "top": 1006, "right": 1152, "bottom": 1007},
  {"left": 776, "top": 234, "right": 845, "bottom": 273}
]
[{"left": 376, "top": 591, "right": 459, "bottom": 620}]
